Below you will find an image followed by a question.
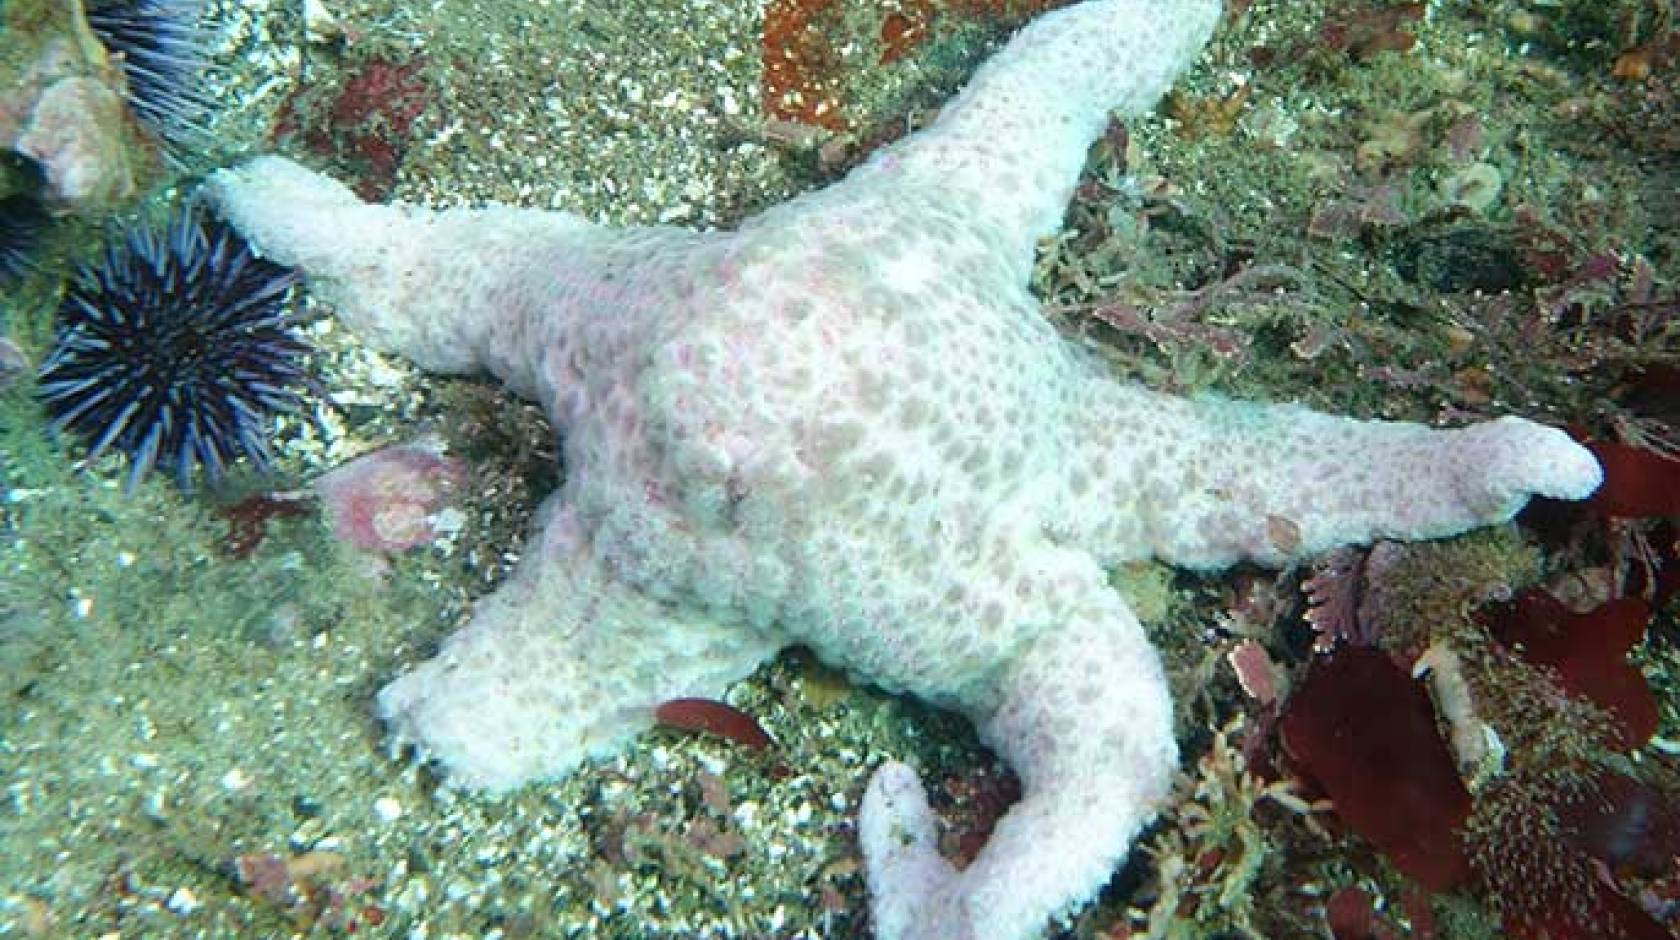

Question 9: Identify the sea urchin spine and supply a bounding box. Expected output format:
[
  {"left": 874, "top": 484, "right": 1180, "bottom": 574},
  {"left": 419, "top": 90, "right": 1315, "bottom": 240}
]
[
  {"left": 84, "top": 0, "right": 213, "bottom": 155},
  {"left": 0, "top": 193, "right": 50, "bottom": 283},
  {"left": 36, "top": 206, "right": 311, "bottom": 491}
]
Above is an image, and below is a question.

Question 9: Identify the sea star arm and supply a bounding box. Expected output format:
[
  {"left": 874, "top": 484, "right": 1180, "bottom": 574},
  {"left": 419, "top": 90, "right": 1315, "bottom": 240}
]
[
  {"left": 199, "top": 2, "right": 1607, "bottom": 937},
  {"left": 205, "top": 155, "right": 715, "bottom": 410},
  {"left": 862, "top": 570, "right": 1174, "bottom": 940},
  {"left": 377, "top": 496, "right": 784, "bottom": 791},
  {"left": 1061, "top": 383, "right": 1604, "bottom": 569},
  {"left": 847, "top": 0, "right": 1221, "bottom": 286}
]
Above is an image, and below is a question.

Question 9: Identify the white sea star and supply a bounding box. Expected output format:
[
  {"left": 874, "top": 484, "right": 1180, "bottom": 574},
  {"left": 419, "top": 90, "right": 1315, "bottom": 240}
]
[{"left": 205, "top": 1, "right": 1602, "bottom": 936}]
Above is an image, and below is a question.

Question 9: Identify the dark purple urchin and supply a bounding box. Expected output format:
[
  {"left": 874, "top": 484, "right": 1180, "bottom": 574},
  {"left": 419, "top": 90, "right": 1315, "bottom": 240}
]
[
  {"left": 0, "top": 194, "right": 49, "bottom": 283},
  {"left": 85, "top": 0, "right": 212, "bottom": 155},
  {"left": 36, "top": 207, "right": 312, "bottom": 491}
]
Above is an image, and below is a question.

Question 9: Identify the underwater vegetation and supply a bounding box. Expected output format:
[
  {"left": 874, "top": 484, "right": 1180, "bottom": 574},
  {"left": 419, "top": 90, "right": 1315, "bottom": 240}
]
[
  {"left": 35, "top": 207, "right": 310, "bottom": 492},
  {"left": 760, "top": 0, "right": 1068, "bottom": 134},
  {"left": 1050, "top": 0, "right": 1680, "bottom": 935},
  {"left": 1266, "top": 438, "right": 1680, "bottom": 940},
  {"left": 84, "top": 0, "right": 212, "bottom": 155},
  {"left": 271, "top": 54, "right": 434, "bottom": 201}
]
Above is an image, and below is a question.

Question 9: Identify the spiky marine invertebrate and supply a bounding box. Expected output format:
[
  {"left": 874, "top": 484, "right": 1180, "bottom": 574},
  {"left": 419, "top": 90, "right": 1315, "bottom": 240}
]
[
  {"left": 84, "top": 0, "right": 212, "bottom": 154},
  {"left": 36, "top": 207, "right": 309, "bottom": 491},
  {"left": 0, "top": 194, "right": 49, "bottom": 282}
]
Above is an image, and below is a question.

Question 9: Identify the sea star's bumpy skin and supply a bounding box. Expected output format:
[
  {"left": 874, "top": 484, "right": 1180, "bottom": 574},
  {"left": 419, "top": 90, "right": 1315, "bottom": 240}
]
[{"left": 205, "top": 1, "right": 1602, "bottom": 936}]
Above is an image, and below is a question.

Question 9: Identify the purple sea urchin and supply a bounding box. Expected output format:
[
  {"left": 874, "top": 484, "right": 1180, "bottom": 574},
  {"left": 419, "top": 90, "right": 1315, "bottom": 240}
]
[
  {"left": 0, "top": 193, "right": 49, "bottom": 283},
  {"left": 1, "top": 156, "right": 51, "bottom": 281},
  {"left": 85, "top": 0, "right": 212, "bottom": 155},
  {"left": 36, "top": 207, "right": 311, "bottom": 491}
]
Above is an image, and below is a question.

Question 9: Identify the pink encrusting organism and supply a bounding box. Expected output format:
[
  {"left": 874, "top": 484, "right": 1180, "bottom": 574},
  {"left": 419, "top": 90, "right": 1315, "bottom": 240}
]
[{"left": 314, "top": 440, "right": 468, "bottom": 553}]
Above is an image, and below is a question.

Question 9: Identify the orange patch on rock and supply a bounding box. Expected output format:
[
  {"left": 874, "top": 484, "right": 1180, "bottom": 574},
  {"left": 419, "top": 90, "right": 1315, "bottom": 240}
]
[{"left": 762, "top": 0, "right": 1072, "bottom": 131}]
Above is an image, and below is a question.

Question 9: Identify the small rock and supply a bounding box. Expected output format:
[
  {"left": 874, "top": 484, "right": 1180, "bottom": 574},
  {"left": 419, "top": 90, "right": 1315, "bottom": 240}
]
[
  {"left": 1390, "top": 226, "right": 1527, "bottom": 294},
  {"left": 15, "top": 75, "right": 138, "bottom": 205},
  {"left": 1437, "top": 161, "right": 1503, "bottom": 215},
  {"left": 315, "top": 440, "right": 469, "bottom": 553},
  {"left": 304, "top": 0, "right": 344, "bottom": 44},
  {"left": 165, "top": 887, "right": 199, "bottom": 915}
]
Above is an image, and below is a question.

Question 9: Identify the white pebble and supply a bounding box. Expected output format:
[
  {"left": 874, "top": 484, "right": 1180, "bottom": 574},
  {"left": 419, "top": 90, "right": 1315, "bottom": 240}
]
[
  {"left": 166, "top": 887, "right": 199, "bottom": 914},
  {"left": 373, "top": 796, "right": 403, "bottom": 822}
]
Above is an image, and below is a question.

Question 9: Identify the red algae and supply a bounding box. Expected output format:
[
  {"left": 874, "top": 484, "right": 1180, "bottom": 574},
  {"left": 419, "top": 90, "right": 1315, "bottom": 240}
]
[
  {"left": 1556, "top": 773, "right": 1680, "bottom": 880},
  {"left": 1475, "top": 771, "right": 1677, "bottom": 940},
  {"left": 215, "top": 490, "right": 315, "bottom": 559},
  {"left": 761, "top": 0, "right": 849, "bottom": 131},
  {"left": 272, "top": 55, "right": 433, "bottom": 200},
  {"left": 1278, "top": 646, "right": 1472, "bottom": 892},
  {"left": 761, "top": 0, "right": 1069, "bottom": 131},
  {"left": 655, "top": 698, "right": 776, "bottom": 751},
  {"left": 1325, "top": 886, "right": 1397, "bottom": 940},
  {"left": 1586, "top": 440, "right": 1680, "bottom": 519},
  {"left": 1478, "top": 591, "right": 1658, "bottom": 748}
]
